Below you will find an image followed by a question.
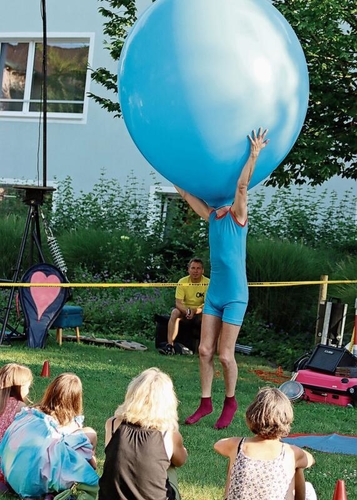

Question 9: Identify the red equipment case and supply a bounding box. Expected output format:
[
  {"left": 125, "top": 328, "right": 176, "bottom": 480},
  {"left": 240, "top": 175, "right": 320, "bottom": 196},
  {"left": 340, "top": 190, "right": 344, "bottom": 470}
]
[{"left": 295, "top": 369, "right": 357, "bottom": 407}]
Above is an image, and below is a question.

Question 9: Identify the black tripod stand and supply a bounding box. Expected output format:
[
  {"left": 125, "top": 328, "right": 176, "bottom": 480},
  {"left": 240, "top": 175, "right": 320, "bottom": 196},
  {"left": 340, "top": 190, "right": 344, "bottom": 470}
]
[{"left": 0, "top": 185, "right": 54, "bottom": 346}]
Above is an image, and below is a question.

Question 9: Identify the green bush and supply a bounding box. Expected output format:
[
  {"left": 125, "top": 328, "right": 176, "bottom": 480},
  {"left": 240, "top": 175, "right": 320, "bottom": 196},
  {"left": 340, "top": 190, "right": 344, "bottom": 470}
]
[
  {"left": 48, "top": 171, "right": 209, "bottom": 281},
  {"left": 1, "top": 173, "right": 356, "bottom": 369},
  {"left": 239, "top": 311, "right": 315, "bottom": 370},
  {"left": 58, "top": 228, "right": 154, "bottom": 280},
  {"left": 247, "top": 237, "right": 332, "bottom": 333},
  {"left": 0, "top": 214, "right": 25, "bottom": 279},
  {"left": 70, "top": 268, "right": 174, "bottom": 338},
  {"left": 50, "top": 171, "right": 151, "bottom": 234},
  {"left": 249, "top": 186, "right": 357, "bottom": 253},
  {"left": 329, "top": 255, "right": 357, "bottom": 334},
  {"left": 0, "top": 213, "right": 52, "bottom": 280}
]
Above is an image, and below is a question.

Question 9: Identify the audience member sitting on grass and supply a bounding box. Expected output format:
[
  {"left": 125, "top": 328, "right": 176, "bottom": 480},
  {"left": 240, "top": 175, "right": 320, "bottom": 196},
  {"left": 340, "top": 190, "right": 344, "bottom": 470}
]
[
  {"left": 99, "top": 367, "right": 188, "bottom": 500},
  {"left": 0, "top": 363, "right": 33, "bottom": 492},
  {"left": 0, "top": 372, "right": 99, "bottom": 498},
  {"left": 214, "top": 387, "right": 317, "bottom": 500},
  {"left": 159, "top": 257, "right": 210, "bottom": 355}
]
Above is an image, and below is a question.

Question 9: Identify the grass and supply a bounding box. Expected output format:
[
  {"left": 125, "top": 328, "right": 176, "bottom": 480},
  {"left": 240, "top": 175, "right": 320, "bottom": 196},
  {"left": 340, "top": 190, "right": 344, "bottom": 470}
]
[{"left": 0, "top": 333, "right": 357, "bottom": 499}]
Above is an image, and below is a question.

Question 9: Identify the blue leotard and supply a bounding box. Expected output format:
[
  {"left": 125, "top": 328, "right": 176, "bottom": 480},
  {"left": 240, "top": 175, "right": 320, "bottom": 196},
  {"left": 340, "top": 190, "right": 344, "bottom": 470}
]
[{"left": 203, "top": 208, "right": 248, "bottom": 326}]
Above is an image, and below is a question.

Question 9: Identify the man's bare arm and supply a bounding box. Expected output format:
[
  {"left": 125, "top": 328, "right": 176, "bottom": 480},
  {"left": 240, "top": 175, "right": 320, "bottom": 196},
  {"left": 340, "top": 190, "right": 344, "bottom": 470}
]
[{"left": 175, "top": 298, "right": 188, "bottom": 315}]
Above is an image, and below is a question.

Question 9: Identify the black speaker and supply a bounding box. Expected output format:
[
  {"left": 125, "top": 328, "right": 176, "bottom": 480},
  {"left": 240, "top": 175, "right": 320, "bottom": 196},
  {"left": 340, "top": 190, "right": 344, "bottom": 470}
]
[{"left": 305, "top": 344, "right": 357, "bottom": 374}]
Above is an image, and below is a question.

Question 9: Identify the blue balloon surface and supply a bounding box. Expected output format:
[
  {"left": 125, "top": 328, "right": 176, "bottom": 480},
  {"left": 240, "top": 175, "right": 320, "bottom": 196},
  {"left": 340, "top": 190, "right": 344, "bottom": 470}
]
[{"left": 118, "top": 0, "right": 309, "bottom": 207}]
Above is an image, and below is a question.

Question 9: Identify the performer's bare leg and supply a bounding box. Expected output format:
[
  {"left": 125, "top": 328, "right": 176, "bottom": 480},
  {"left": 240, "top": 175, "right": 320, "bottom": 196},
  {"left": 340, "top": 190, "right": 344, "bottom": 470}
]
[
  {"left": 214, "top": 322, "right": 240, "bottom": 429},
  {"left": 185, "top": 314, "right": 221, "bottom": 424}
]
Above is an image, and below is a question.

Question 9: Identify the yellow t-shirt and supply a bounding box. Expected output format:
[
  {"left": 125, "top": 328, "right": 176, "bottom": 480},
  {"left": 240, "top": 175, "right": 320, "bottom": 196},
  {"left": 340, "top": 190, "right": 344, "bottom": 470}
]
[{"left": 175, "top": 275, "right": 210, "bottom": 308}]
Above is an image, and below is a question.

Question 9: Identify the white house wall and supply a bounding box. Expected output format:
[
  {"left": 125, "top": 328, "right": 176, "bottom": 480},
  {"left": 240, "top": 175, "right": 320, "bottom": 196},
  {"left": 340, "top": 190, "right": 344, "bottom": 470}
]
[
  {"left": 1, "top": 1, "right": 355, "bottom": 202},
  {"left": 0, "top": 0, "right": 164, "bottom": 195}
]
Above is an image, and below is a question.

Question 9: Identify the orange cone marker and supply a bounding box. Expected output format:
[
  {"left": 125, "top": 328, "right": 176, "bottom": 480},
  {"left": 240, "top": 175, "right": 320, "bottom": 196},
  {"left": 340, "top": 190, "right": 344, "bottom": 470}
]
[
  {"left": 332, "top": 479, "right": 347, "bottom": 500},
  {"left": 40, "top": 360, "right": 50, "bottom": 378}
]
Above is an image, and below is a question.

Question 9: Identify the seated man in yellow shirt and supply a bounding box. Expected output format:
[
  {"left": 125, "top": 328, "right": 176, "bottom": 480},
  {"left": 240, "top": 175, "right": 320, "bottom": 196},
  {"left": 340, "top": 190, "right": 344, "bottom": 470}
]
[{"left": 159, "top": 257, "right": 210, "bottom": 355}]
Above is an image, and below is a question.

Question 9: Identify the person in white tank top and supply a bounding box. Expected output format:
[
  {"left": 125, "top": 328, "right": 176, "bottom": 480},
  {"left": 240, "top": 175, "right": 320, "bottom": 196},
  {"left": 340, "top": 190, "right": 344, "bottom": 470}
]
[{"left": 214, "top": 387, "right": 317, "bottom": 500}]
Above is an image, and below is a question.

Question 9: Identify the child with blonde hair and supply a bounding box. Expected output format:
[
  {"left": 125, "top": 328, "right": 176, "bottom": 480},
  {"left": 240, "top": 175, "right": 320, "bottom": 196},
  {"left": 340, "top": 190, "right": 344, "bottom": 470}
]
[
  {"left": 99, "top": 367, "right": 187, "bottom": 500},
  {"left": 214, "top": 387, "right": 317, "bottom": 500},
  {"left": 0, "top": 363, "right": 33, "bottom": 491}
]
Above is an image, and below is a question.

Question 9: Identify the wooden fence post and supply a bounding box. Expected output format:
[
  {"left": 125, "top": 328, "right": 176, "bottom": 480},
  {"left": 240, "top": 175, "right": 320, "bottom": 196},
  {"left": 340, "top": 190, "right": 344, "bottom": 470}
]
[{"left": 314, "top": 274, "right": 328, "bottom": 345}]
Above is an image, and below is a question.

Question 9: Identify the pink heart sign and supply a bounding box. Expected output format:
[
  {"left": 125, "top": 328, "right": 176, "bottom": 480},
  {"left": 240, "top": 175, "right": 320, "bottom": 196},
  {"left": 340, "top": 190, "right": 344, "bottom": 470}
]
[{"left": 30, "top": 272, "right": 61, "bottom": 320}]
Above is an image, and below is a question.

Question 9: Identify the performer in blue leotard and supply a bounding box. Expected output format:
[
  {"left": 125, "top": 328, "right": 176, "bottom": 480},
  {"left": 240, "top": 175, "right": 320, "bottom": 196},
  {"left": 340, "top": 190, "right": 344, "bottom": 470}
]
[
  {"left": 205, "top": 207, "right": 248, "bottom": 325},
  {"left": 175, "top": 128, "right": 269, "bottom": 429}
]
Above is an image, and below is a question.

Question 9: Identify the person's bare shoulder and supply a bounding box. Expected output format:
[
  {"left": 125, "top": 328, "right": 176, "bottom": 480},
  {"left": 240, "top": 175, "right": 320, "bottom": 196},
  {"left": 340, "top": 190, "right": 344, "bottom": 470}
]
[
  {"left": 289, "top": 444, "right": 315, "bottom": 468},
  {"left": 214, "top": 437, "right": 241, "bottom": 458},
  {"left": 104, "top": 416, "right": 117, "bottom": 445}
]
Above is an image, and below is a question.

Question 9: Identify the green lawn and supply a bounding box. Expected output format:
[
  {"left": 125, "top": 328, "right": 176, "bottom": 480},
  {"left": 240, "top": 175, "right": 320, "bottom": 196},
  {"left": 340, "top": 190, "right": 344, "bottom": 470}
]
[{"left": 0, "top": 333, "right": 356, "bottom": 499}]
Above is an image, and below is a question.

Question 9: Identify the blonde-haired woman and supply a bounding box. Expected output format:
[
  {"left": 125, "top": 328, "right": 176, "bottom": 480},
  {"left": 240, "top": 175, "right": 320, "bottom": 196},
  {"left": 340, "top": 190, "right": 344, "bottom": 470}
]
[
  {"left": 99, "top": 367, "right": 187, "bottom": 500},
  {"left": 0, "top": 372, "right": 98, "bottom": 498},
  {"left": 0, "top": 363, "right": 33, "bottom": 491},
  {"left": 214, "top": 387, "right": 317, "bottom": 500}
]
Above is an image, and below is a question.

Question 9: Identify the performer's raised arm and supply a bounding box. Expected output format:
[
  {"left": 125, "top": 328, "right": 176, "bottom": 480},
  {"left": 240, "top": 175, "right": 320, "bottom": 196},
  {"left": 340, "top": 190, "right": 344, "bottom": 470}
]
[
  {"left": 231, "top": 128, "right": 269, "bottom": 223},
  {"left": 174, "top": 186, "right": 212, "bottom": 221}
]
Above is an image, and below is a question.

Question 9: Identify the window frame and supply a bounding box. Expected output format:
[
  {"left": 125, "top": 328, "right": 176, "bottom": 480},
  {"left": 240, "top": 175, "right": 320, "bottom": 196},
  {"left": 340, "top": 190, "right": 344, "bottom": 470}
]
[
  {"left": 0, "top": 32, "right": 95, "bottom": 124},
  {"left": 148, "top": 185, "right": 179, "bottom": 226}
]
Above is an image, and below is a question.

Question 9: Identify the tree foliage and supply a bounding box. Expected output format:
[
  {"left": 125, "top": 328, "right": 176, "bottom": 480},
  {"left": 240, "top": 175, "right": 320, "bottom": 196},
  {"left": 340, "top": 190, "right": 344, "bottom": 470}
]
[
  {"left": 271, "top": 0, "right": 356, "bottom": 186},
  {"left": 89, "top": 0, "right": 138, "bottom": 117},
  {"left": 91, "top": 0, "right": 356, "bottom": 185}
]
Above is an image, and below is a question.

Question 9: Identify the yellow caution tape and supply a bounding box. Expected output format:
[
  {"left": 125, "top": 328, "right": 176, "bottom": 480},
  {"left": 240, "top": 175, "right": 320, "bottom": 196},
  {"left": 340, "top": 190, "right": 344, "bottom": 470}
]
[{"left": 0, "top": 280, "right": 356, "bottom": 288}]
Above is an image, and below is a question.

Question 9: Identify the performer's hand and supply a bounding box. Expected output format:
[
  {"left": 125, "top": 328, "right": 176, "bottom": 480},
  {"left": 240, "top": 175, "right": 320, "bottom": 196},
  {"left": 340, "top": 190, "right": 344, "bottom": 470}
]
[{"left": 248, "top": 127, "right": 269, "bottom": 157}]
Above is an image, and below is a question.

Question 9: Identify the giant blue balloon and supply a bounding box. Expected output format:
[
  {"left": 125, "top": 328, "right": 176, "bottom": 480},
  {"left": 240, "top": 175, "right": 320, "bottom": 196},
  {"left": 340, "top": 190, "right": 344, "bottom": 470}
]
[{"left": 118, "top": 0, "right": 309, "bottom": 208}]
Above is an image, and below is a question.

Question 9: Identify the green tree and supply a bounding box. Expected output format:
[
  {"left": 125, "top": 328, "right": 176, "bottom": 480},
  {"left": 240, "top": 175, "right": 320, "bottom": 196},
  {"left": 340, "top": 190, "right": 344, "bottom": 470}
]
[
  {"left": 89, "top": 0, "right": 139, "bottom": 116},
  {"left": 90, "top": 0, "right": 356, "bottom": 185},
  {"left": 271, "top": 0, "right": 356, "bottom": 186}
]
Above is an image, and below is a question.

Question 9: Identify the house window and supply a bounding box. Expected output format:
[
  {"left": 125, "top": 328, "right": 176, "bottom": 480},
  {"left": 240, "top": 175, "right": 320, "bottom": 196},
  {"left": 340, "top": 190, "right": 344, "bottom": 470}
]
[
  {"left": 0, "top": 35, "right": 93, "bottom": 120},
  {"left": 148, "top": 186, "right": 180, "bottom": 232}
]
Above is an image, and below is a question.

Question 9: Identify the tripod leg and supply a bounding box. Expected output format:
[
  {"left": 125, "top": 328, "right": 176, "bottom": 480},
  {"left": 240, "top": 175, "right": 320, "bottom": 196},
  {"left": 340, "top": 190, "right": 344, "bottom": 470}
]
[
  {"left": 32, "top": 230, "right": 46, "bottom": 262},
  {"left": 0, "top": 206, "right": 32, "bottom": 345},
  {"left": 30, "top": 205, "right": 46, "bottom": 264}
]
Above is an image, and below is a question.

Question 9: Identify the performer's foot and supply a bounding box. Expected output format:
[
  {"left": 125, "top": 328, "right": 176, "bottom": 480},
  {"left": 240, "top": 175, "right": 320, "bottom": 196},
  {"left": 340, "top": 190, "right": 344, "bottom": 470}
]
[
  {"left": 214, "top": 396, "right": 238, "bottom": 429},
  {"left": 185, "top": 397, "right": 213, "bottom": 425}
]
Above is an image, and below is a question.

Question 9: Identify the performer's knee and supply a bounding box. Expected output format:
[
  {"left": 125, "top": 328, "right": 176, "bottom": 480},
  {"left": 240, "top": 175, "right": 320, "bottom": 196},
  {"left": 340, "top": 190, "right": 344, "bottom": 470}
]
[
  {"left": 218, "top": 351, "right": 235, "bottom": 368},
  {"left": 199, "top": 343, "right": 215, "bottom": 360}
]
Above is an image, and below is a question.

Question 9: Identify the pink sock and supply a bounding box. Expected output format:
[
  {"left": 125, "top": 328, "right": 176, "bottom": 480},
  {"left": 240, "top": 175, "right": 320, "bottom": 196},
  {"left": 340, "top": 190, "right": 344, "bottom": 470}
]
[
  {"left": 185, "top": 397, "right": 213, "bottom": 425},
  {"left": 214, "top": 396, "right": 238, "bottom": 429}
]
